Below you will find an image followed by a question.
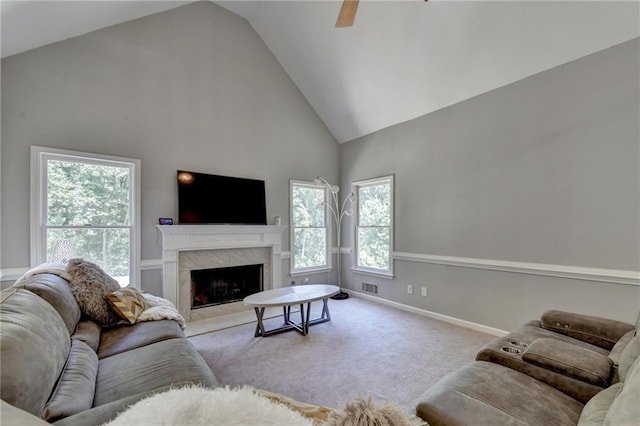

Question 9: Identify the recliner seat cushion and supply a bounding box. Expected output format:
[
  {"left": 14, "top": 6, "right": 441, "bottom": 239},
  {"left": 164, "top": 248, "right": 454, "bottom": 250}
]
[
  {"left": 97, "top": 320, "right": 184, "bottom": 359},
  {"left": 416, "top": 361, "right": 583, "bottom": 426},
  {"left": 94, "top": 337, "right": 217, "bottom": 406}
]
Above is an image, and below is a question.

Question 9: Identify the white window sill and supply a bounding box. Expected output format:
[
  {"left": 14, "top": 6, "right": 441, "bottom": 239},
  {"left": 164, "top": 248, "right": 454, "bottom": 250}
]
[
  {"left": 351, "top": 267, "right": 395, "bottom": 280},
  {"left": 289, "top": 267, "right": 332, "bottom": 277}
]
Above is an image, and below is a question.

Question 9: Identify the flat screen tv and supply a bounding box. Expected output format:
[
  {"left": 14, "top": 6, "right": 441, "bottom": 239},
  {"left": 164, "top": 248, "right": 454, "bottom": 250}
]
[{"left": 177, "top": 170, "right": 267, "bottom": 225}]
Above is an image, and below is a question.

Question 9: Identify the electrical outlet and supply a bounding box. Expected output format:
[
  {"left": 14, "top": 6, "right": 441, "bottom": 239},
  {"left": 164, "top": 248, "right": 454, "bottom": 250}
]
[
  {"left": 421, "top": 287, "right": 428, "bottom": 297},
  {"left": 407, "top": 285, "right": 413, "bottom": 295}
]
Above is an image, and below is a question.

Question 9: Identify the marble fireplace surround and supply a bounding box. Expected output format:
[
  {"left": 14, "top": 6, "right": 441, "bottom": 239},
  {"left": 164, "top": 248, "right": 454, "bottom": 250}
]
[{"left": 156, "top": 225, "right": 287, "bottom": 322}]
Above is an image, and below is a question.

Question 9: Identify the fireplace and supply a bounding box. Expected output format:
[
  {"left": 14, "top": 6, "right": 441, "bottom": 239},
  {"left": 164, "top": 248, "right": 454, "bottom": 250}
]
[
  {"left": 191, "top": 264, "right": 263, "bottom": 309},
  {"left": 156, "top": 224, "right": 287, "bottom": 322}
]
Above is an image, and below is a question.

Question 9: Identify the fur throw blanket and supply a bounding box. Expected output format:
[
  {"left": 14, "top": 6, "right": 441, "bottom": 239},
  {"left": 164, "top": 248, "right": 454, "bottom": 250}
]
[
  {"left": 104, "top": 386, "right": 313, "bottom": 426},
  {"left": 13, "top": 262, "right": 71, "bottom": 286},
  {"left": 327, "top": 397, "right": 427, "bottom": 426},
  {"left": 138, "top": 293, "right": 186, "bottom": 328},
  {"left": 103, "top": 386, "right": 427, "bottom": 426}
]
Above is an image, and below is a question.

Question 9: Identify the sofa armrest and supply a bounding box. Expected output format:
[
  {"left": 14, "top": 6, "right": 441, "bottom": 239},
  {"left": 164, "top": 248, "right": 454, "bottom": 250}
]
[
  {"left": 540, "top": 310, "right": 635, "bottom": 350},
  {"left": 522, "top": 338, "right": 613, "bottom": 387},
  {"left": 52, "top": 383, "right": 207, "bottom": 426}
]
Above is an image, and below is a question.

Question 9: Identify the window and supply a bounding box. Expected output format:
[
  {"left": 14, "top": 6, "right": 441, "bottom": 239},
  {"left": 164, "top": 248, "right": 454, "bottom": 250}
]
[
  {"left": 290, "top": 180, "right": 330, "bottom": 274},
  {"left": 31, "top": 146, "right": 140, "bottom": 287},
  {"left": 353, "top": 175, "right": 394, "bottom": 276}
]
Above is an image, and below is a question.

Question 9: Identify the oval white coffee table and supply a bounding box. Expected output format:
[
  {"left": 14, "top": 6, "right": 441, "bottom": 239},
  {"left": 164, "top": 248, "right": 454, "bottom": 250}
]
[{"left": 243, "top": 284, "right": 339, "bottom": 337}]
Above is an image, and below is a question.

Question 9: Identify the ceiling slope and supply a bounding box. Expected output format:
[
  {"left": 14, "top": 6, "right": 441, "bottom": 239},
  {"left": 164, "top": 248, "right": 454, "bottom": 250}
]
[{"left": 2, "top": 1, "right": 639, "bottom": 143}]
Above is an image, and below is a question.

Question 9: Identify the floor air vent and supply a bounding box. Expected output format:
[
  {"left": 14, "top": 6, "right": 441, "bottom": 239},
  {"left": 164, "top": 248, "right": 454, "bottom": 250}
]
[{"left": 362, "top": 282, "right": 378, "bottom": 294}]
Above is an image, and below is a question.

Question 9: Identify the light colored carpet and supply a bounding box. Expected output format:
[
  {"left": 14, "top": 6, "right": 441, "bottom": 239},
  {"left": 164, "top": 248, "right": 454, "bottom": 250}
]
[{"left": 188, "top": 296, "right": 495, "bottom": 413}]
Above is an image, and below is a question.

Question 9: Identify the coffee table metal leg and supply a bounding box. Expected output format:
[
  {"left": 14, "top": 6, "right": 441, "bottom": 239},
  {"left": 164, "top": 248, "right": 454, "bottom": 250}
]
[
  {"left": 321, "top": 298, "right": 331, "bottom": 320},
  {"left": 299, "top": 304, "right": 305, "bottom": 335},
  {"left": 304, "top": 302, "right": 312, "bottom": 334},
  {"left": 254, "top": 307, "right": 266, "bottom": 337}
]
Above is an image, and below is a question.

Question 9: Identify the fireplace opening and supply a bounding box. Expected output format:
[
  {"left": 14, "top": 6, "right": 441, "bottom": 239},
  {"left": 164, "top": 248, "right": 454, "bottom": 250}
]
[{"left": 191, "top": 264, "right": 263, "bottom": 309}]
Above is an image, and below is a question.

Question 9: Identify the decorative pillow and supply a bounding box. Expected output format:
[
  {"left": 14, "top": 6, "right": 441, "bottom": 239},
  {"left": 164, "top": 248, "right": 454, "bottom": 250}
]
[
  {"left": 106, "top": 287, "right": 148, "bottom": 324},
  {"left": 66, "top": 258, "right": 122, "bottom": 327}
]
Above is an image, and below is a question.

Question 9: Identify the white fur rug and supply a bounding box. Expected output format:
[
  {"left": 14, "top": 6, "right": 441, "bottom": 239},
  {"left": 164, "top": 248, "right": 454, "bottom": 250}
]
[{"left": 104, "top": 386, "right": 313, "bottom": 426}]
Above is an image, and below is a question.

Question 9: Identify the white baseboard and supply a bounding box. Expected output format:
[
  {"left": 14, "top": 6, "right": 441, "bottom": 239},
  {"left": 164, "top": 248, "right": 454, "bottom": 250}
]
[{"left": 347, "top": 289, "right": 508, "bottom": 337}]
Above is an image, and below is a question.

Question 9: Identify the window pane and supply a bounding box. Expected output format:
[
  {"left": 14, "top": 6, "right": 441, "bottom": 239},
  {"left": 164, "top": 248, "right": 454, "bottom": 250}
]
[
  {"left": 359, "top": 184, "right": 390, "bottom": 226},
  {"left": 47, "top": 160, "right": 130, "bottom": 226},
  {"left": 47, "top": 228, "right": 130, "bottom": 285},
  {"left": 293, "top": 228, "right": 327, "bottom": 269},
  {"left": 292, "top": 186, "right": 325, "bottom": 227},
  {"left": 358, "top": 227, "right": 390, "bottom": 270}
]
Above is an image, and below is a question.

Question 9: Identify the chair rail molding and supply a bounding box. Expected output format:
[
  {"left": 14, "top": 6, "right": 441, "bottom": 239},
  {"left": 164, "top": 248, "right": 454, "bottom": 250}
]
[
  {"left": 4, "top": 252, "right": 638, "bottom": 286},
  {"left": 392, "top": 252, "right": 640, "bottom": 286}
]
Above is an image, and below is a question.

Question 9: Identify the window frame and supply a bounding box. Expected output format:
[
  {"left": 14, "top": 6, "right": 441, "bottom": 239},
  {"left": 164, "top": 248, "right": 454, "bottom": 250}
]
[
  {"left": 352, "top": 175, "right": 394, "bottom": 278},
  {"left": 30, "top": 146, "right": 141, "bottom": 287},
  {"left": 289, "top": 179, "right": 332, "bottom": 276}
]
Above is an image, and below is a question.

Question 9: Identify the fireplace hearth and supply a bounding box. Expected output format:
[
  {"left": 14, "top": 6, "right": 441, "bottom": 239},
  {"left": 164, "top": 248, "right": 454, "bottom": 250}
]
[{"left": 191, "top": 264, "right": 263, "bottom": 309}]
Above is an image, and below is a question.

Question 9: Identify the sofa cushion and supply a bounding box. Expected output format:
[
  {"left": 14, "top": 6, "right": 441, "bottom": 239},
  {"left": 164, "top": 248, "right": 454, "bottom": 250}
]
[
  {"left": 416, "top": 361, "right": 583, "bottom": 426},
  {"left": 43, "top": 340, "right": 99, "bottom": 422},
  {"left": 576, "top": 382, "right": 622, "bottom": 426},
  {"left": 52, "top": 384, "right": 207, "bottom": 426},
  {"left": 73, "top": 319, "right": 102, "bottom": 352},
  {"left": 94, "top": 337, "right": 217, "bottom": 406},
  {"left": 66, "top": 258, "right": 124, "bottom": 326},
  {"left": 18, "top": 270, "right": 81, "bottom": 335},
  {"left": 603, "top": 357, "right": 640, "bottom": 425},
  {"left": 608, "top": 329, "right": 635, "bottom": 383},
  {"left": 97, "top": 319, "right": 184, "bottom": 359},
  {"left": 522, "top": 338, "right": 613, "bottom": 387},
  {"left": 106, "top": 287, "right": 147, "bottom": 324},
  {"left": 0, "top": 288, "right": 71, "bottom": 417},
  {"left": 617, "top": 333, "right": 640, "bottom": 382}
]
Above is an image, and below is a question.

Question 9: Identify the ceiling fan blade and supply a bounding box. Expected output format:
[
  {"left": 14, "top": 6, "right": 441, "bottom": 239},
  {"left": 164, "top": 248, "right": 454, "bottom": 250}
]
[{"left": 335, "top": 0, "right": 359, "bottom": 28}]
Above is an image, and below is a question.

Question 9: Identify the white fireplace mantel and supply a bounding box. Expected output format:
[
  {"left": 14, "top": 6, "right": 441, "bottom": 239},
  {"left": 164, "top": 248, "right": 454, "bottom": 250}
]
[{"left": 156, "top": 224, "right": 288, "bottom": 308}]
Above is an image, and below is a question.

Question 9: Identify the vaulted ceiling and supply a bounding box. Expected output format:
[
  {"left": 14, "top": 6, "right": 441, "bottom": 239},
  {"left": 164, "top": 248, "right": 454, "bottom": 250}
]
[{"left": 2, "top": 1, "right": 639, "bottom": 143}]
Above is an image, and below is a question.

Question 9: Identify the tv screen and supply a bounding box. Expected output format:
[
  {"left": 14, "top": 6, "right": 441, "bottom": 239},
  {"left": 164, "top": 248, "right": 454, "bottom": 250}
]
[{"left": 177, "top": 170, "right": 267, "bottom": 225}]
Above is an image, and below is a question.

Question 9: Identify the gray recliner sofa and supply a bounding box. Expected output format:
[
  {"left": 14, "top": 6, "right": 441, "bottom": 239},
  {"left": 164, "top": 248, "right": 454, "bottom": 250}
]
[
  {"left": 416, "top": 309, "right": 640, "bottom": 425},
  {"left": 1, "top": 266, "right": 217, "bottom": 425}
]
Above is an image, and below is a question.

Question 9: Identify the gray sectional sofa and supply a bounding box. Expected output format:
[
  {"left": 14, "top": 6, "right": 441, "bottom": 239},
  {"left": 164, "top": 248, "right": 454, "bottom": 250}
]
[
  {"left": 416, "top": 309, "right": 640, "bottom": 425},
  {"left": 1, "top": 265, "right": 217, "bottom": 425}
]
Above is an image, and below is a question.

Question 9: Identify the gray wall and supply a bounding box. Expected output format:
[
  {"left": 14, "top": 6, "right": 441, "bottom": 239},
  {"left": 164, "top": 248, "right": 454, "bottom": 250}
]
[
  {"left": 340, "top": 38, "right": 640, "bottom": 330},
  {"left": 1, "top": 1, "right": 339, "bottom": 293}
]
